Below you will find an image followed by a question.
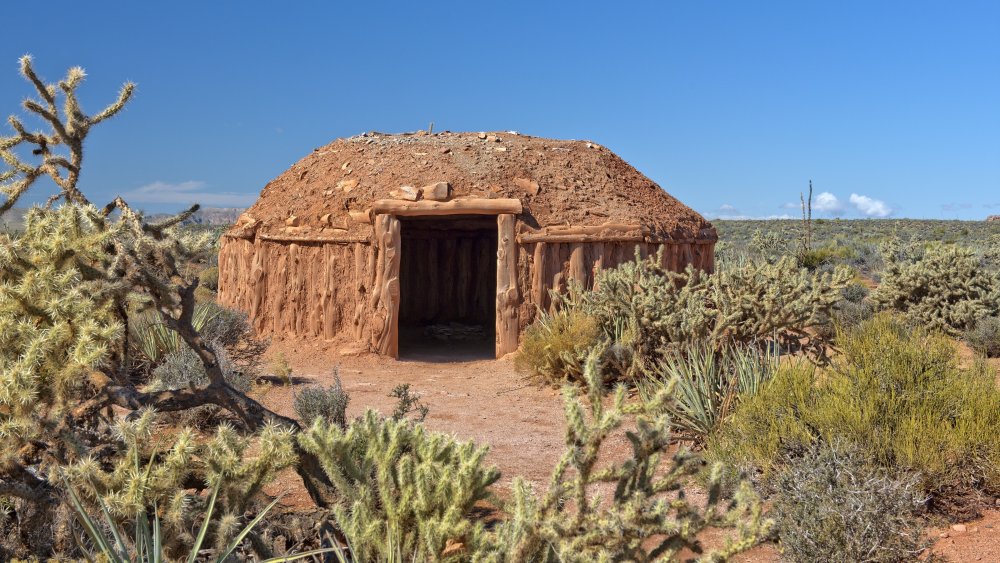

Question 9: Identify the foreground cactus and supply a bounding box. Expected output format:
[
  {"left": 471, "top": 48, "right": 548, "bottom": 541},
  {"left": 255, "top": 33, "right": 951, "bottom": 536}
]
[
  {"left": 484, "top": 351, "right": 771, "bottom": 562},
  {"left": 299, "top": 411, "right": 501, "bottom": 561},
  {"left": 0, "top": 59, "right": 340, "bottom": 557}
]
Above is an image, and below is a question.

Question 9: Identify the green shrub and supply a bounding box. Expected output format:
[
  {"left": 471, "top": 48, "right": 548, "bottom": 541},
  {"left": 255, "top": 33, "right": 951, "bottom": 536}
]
[
  {"left": 709, "top": 314, "right": 1000, "bottom": 517},
  {"left": 389, "top": 383, "right": 429, "bottom": 422},
  {"left": 636, "top": 343, "right": 777, "bottom": 442},
  {"left": 294, "top": 373, "right": 349, "bottom": 428},
  {"left": 872, "top": 244, "right": 1000, "bottom": 334},
  {"left": 516, "top": 303, "right": 601, "bottom": 385},
  {"left": 797, "top": 244, "right": 856, "bottom": 270},
  {"left": 198, "top": 265, "right": 220, "bottom": 291},
  {"left": 773, "top": 442, "right": 928, "bottom": 563},
  {"left": 965, "top": 316, "right": 1000, "bottom": 358},
  {"left": 298, "top": 411, "right": 500, "bottom": 562},
  {"left": 486, "top": 352, "right": 772, "bottom": 561},
  {"left": 270, "top": 352, "right": 293, "bottom": 385}
]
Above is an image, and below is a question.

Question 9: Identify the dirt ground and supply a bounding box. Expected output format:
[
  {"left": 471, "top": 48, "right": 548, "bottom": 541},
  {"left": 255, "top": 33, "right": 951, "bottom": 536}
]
[{"left": 258, "top": 339, "right": 1000, "bottom": 562}]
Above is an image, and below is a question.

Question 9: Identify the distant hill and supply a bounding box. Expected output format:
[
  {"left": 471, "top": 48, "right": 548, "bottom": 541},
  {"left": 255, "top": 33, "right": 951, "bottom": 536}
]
[
  {"left": 147, "top": 207, "right": 246, "bottom": 226},
  {"left": 1, "top": 206, "right": 246, "bottom": 232}
]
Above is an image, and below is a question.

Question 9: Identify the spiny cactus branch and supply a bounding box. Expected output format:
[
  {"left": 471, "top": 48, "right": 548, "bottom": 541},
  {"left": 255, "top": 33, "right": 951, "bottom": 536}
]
[{"left": 1, "top": 56, "right": 134, "bottom": 213}]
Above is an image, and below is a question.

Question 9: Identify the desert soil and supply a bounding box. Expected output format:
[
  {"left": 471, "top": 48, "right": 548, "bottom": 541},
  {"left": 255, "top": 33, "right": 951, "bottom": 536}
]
[
  {"left": 238, "top": 131, "right": 713, "bottom": 241},
  {"left": 258, "top": 339, "right": 1000, "bottom": 562}
]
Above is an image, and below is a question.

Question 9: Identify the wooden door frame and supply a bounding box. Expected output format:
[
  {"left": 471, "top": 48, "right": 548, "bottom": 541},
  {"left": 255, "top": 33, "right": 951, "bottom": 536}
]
[{"left": 370, "top": 198, "right": 522, "bottom": 359}]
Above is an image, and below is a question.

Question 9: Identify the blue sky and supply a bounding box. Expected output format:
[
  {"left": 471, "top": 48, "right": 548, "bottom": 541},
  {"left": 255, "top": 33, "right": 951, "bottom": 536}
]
[{"left": 3, "top": 1, "right": 998, "bottom": 219}]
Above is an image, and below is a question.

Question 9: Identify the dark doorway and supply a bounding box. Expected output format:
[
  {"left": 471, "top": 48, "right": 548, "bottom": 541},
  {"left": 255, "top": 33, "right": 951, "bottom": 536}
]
[{"left": 398, "top": 215, "right": 497, "bottom": 360}]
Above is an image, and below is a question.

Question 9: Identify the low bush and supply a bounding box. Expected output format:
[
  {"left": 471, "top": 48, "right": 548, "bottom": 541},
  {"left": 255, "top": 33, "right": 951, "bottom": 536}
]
[
  {"left": 198, "top": 265, "right": 220, "bottom": 290},
  {"left": 388, "top": 383, "right": 429, "bottom": 422},
  {"left": 270, "top": 352, "right": 293, "bottom": 385},
  {"left": 965, "top": 316, "right": 1000, "bottom": 358},
  {"left": 773, "top": 442, "right": 928, "bottom": 563},
  {"left": 637, "top": 343, "right": 777, "bottom": 443},
  {"left": 872, "top": 244, "right": 1000, "bottom": 334},
  {"left": 516, "top": 302, "right": 601, "bottom": 385},
  {"left": 294, "top": 373, "right": 349, "bottom": 428},
  {"left": 797, "top": 244, "right": 856, "bottom": 270},
  {"left": 709, "top": 314, "right": 1000, "bottom": 517}
]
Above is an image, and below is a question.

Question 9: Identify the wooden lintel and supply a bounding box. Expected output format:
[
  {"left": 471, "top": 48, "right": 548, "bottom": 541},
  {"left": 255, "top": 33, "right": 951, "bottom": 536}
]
[
  {"left": 372, "top": 198, "right": 522, "bottom": 216},
  {"left": 259, "top": 234, "right": 371, "bottom": 244},
  {"left": 518, "top": 233, "right": 646, "bottom": 244}
]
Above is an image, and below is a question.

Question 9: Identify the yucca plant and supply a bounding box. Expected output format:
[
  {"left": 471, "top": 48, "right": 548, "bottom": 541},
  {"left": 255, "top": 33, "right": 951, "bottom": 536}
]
[
  {"left": 130, "top": 303, "right": 219, "bottom": 365},
  {"left": 637, "top": 342, "right": 778, "bottom": 443},
  {"left": 68, "top": 480, "right": 335, "bottom": 563}
]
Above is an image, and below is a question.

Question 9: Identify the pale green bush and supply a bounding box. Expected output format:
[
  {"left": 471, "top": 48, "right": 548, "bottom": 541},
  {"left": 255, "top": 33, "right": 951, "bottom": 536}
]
[
  {"left": 293, "top": 373, "right": 350, "bottom": 428},
  {"left": 964, "top": 316, "right": 1000, "bottom": 358}
]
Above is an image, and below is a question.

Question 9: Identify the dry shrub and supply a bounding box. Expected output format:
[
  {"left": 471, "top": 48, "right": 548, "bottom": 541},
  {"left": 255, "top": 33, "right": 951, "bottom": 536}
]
[
  {"left": 965, "top": 316, "right": 1000, "bottom": 358},
  {"left": 773, "top": 442, "right": 928, "bottom": 563},
  {"left": 709, "top": 314, "right": 1000, "bottom": 518},
  {"left": 293, "top": 372, "right": 349, "bottom": 428}
]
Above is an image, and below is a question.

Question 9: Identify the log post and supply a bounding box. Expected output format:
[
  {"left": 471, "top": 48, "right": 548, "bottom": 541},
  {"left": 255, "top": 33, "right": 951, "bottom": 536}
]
[
  {"left": 531, "top": 242, "right": 547, "bottom": 316},
  {"left": 371, "top": 214, "right": 401, "bottom": 358},
  {"left": 569, "top": 243, "right": 587, "bottom": 287},
  {"left": 496, "top": 214, "right": 519, "bottom": 357}
]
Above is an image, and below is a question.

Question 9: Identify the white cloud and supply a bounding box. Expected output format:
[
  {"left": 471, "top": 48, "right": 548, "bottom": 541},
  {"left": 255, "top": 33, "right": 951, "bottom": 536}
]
[
  {"left": 719, "top": 203, "right": 738, "bottom": 212},
  {"left": 813, "top": 191, "right": 844, "bottom": 214},
  {"left": 121, "top": 181, "right": 257, "bottom": 207},
  {"left": 849, "top": 193, "right": 892, "bottom": 218}
]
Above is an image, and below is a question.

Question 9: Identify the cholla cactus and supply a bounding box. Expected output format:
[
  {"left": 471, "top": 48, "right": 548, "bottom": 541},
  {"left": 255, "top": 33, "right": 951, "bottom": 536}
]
[
  {"left": 872, "top": 244, "right": 1000, "bottom": 334},
  {"left": 299, "top": 411, "right": 501, "bottom": 561},
  {"left": 0, "top": 59, "right": 341, "bottom": 556},
  {"left": 585, "top": 251, "right": 851, "bottom": 369},
  {"left": 1, "top": 55, "right": 133, "bottom": 211},
  {"left": 484, "top": 351, "right": 771, "bottom": 562},
  {"left": 64, "top": 410, "right": 296, "bottom": 555}
]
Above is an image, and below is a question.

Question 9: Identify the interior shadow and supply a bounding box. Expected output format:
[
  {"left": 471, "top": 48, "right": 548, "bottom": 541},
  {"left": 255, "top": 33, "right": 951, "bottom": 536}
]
[{"left": 397, "top": 215, "right": 497, "bottom": 361}]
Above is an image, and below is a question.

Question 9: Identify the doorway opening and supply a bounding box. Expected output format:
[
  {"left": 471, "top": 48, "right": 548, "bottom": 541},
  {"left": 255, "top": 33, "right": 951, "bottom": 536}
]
[{"left": 398, "top": 215, "right": 497, "bottom": 360}]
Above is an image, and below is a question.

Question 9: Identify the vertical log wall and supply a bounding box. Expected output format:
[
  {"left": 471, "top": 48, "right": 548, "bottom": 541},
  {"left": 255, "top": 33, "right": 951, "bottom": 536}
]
[{"left": 219, "top": 232, "right": 714, "bottom": 357}]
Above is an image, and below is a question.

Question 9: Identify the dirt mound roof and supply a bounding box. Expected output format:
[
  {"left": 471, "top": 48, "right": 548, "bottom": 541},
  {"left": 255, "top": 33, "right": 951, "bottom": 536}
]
[{"left": 234, "top": 131, "right": 715, "bottom": 241}]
